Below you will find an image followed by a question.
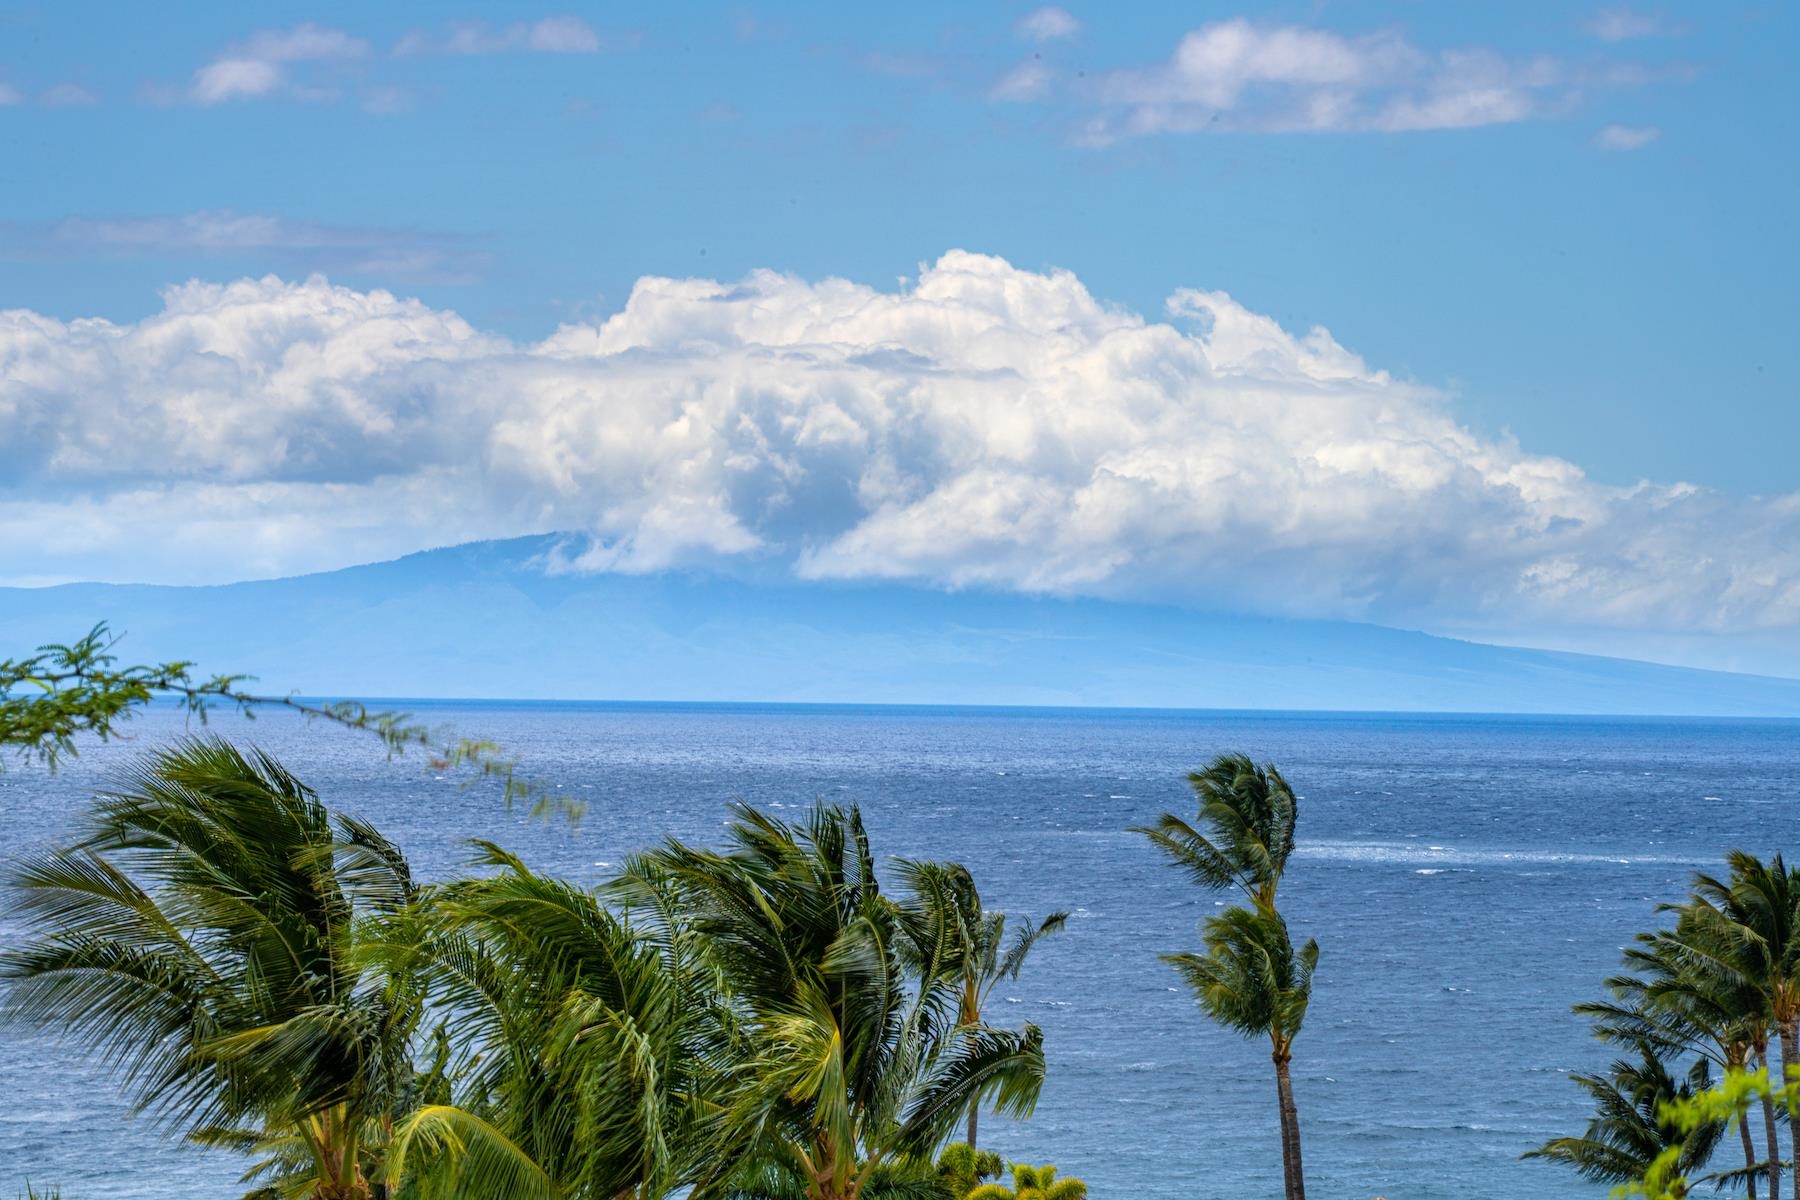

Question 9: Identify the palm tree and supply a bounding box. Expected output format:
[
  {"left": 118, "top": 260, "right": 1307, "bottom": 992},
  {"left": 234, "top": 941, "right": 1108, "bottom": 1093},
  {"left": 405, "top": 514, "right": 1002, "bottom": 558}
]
[
  {"left": 1132, "top": 753, "right": 1296, "bottom": 913},
  {"left": 1165, "top": 906, "right": 1317, "bottom": 1200},
  {"left": 640, "top": 802, "right": 1047, "bottom": 1200},
  {"left": 1645, "top": 894, "right": 1791, "bottom": 1198},
  {"left": 965, "top": 1163, "right": 1086, "bottom": 1200},
  {"left": 1525, "top": 1048, "right": 1725, "bottom": 1196},
  {"left": 1579, "top": 929, "right": 1767, "bottom": 1196},
  {"left": 896, "top": 860, "right": 1067, "bottom": 1148},
  {"left": 1137, "top": 753, "right": 1314, "bottom": 1200},
  {"left": 1691, "top": 853, "right": 1800, "bottom": 1196},
  {"left": 1, "top": 738, "right": 420, "bottom": 1200},
  {"left": 381, "top": 841, "right": 729, "bottom": 1200}
]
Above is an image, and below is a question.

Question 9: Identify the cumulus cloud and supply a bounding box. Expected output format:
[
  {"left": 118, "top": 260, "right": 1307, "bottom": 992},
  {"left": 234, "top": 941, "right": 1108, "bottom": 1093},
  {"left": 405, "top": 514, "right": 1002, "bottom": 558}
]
[
  {"left": 1592, "top": 122, "right": 1660, "bottom": 150},
  {"left": 191, "top": 23, "right": 369, "bottom": 104},
  {"left": 0, "top": 211, "right": 489, "bottom": 283},
  {"left": 4, "top": 252, "right": 1799, "bottom": 643},
  {"left": 1016, "top": 7, "right": 1080, "bottom": 42},
  {"left": 393, "top": 17, "right": 610, "bottom": 57},
  {"left": 1047, "top": 18, "right": 1663, "bottom": 141}
]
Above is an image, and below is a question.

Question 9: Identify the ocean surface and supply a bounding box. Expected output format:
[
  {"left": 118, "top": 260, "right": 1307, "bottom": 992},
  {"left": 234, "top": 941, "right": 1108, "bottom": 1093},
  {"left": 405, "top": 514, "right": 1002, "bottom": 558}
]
[{"left": 3, "top": 702, "right": 1797, "bottom": 1199}]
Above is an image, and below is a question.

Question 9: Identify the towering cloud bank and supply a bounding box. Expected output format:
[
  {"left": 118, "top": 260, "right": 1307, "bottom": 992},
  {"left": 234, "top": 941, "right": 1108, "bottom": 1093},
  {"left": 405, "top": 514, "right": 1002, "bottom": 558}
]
[{"left": 2, "top": 251, "right": 1794, "bottom": 638}]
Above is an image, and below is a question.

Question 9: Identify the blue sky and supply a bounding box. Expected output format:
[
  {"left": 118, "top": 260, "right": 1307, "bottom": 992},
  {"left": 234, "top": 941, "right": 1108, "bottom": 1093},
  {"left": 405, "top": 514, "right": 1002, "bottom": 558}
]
[
  {"left": 2, "top": 2, "right": 1798, "bottom": 671},
  {"left": 4, "top": 1, "right": 1793, "bottom": 487}
]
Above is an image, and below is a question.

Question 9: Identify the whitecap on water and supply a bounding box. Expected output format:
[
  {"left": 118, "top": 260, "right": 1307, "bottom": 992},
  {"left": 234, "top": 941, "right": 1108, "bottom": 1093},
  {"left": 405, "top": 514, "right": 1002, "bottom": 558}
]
[{"left": 1295, "top": 840, "right": 1705, "bottom": 869}]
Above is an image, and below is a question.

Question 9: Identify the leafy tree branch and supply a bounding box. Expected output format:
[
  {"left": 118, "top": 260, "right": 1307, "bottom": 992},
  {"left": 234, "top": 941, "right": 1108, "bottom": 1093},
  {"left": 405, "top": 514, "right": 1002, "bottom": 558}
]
[{"left": 0, "top": 624, "right": 577, "bottom": 820}]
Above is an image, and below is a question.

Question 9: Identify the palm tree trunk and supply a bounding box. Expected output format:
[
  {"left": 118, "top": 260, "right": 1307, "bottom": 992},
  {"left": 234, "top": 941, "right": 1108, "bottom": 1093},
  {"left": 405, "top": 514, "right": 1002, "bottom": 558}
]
[
  {"left": 967, "top": 1099, "right": 978, "bottom": 1150},
  {"left": 1274, "top": 1054, "right": 1306, "bottom": 1200},
  {"left": 1781, "top": 1019, "right": 1799, "bottom": 1199},
  {"left": 1760, "top": 1043, "right": 1784, "bottom": 1200},
  {"left": 1743, "top": 1114, "right": 1762, "bottom": 1200}
]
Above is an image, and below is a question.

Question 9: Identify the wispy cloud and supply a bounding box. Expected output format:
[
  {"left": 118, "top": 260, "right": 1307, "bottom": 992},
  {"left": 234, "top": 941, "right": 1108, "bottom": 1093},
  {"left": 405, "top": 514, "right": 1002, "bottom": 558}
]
[
  {"left": 0, "top": 211, "right": 489, "bottom": 283},
  {"left": 393, "top": 17, "right": 615, "bottom": 57},
  {"left": 39, "top": 83, "right": 99, "bottom": 107},
  {"left": 1010, "top": 17, "right": 1675, "bottom": 144},
  {"left": 1592, "top": 122, "right": 1660, "bottom": 150},
  {"left": 1016, "top": 6, "right": 1080, "bottom": 42},
  {"left": 190, "top": 23, "right": 369, "bottom": 104},
  {"left": 2, "top": 81, "right": 100, "bottom": 107},
  {"left": 1584, "top": 6, "right": 1683, "bottom": 42},
  {"left": 992, "top": 60, "right": 1053, "bottom": 102}
]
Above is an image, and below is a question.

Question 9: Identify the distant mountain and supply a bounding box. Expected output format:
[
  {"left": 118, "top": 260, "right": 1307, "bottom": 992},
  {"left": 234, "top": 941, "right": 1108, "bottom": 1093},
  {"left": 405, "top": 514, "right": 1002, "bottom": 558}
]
[{"left": 3, "top": 535, "right": 1799, "bottom": 716}]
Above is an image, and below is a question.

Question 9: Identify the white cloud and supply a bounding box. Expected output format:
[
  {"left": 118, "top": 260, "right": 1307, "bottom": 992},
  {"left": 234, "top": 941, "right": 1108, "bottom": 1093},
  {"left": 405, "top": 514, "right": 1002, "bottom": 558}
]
[
  {"left": 992, "top": 60, "right": 1053, "bottom": 103},
  {"left": 0, "top": 211, "right": 487, "bottom": 283},
  {"left": 190, "top": 23, "right": 368, "bottom": 104},
  {"left": 0, "top": 81, "right": 97, "bottom": 107},
  {"left": 39, "top": 83, "right": 98, "bottom": 107},
  {"left": 1016, "top": 7, "right": 1080, "bottom": 42},
  {"left": 393, "top": 17, "right": 607, "bottom": 57},
  {"left": 242, "top": 25, "right": 370, "bottom": 62},
  {"left": 1592, "top": 122, "right": 1660, "bottom": 150},
  {"left": 4, "top": 252, "right": 1799, "bottom": 648},
  {"left": 192, "top": 59, "right": 283, "bottom": 102},
  {"left": 1060, "top": 18, "right": 1655, "bottom": 141},
  {"left": 1584, "top": 7, "right": 1678, "bottom": 42}
]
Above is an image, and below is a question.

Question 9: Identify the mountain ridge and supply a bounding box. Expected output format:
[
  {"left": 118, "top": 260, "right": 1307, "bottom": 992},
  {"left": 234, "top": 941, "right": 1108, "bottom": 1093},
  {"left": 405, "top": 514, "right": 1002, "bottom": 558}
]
[{"left": 3, "top": 535, "right": 1798, "bottom": 717}]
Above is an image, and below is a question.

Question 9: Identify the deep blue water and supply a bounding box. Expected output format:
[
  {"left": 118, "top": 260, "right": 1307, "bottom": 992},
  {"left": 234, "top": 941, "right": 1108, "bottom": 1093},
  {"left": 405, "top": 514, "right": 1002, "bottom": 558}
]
[{"left": 4, "top": 702, "right": 1798, "bottom": 1199}]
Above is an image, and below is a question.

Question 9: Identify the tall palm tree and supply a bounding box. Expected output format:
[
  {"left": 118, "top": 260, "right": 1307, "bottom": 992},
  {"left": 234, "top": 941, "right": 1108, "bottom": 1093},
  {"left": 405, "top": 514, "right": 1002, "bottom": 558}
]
[
  {"left": 1165, "top": 906, "right": 1317, "bottom": 1200},
  {"left": 1691, "top": 853, "right": 1800, "bottom": 1196},
  {"left": 640, "top": 802, "right": 1047, "bottom": 1200},
  {"left": 1, "top": 738, "right": 420, "bottom": 1200},
  {"left": 1137, "top": 753, "right": 1315, "bottom": 1200},
  {"left": 1579, "top": 929, "right": 1767, "bottom": 1196},
  {"left": 896, "top": 860, "right": 1067, "bottom": 1148},
  {"left": 1648, "top": 895, "right": 1791, "bottom": 1198},
  {"left": 1132, "top": 753, "right": 1296, "bottom": 914},
  {"left": 1524, "top": 1049, "right": 1725, "bottom": 1196},
  {"left": 381, "top": 841, "right": 729, "bottom": 1200}
]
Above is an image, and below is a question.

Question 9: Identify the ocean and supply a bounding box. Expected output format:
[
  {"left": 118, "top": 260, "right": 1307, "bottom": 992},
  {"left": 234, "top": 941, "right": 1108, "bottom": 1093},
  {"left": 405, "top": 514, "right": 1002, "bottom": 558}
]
[{"left": 3, "top": 701, "right": 1796, "bottom": 1198}]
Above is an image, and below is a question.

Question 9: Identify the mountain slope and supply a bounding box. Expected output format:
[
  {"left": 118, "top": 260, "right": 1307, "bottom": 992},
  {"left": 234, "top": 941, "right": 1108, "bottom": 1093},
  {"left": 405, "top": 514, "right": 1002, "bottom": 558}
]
[{"left": 2, "top": 536, "right": 1798, "bottom": 715}]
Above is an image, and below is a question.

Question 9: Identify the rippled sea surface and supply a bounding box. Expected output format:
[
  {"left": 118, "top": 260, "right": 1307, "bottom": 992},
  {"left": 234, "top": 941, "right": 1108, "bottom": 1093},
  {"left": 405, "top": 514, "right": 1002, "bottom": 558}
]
[{"left": 4, "top": 703, "right": 1798, "bottom": 1199}]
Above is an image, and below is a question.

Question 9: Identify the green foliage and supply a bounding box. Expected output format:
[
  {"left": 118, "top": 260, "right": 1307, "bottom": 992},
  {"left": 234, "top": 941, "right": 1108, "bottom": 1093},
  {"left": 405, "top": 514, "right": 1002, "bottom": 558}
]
[
  {"left": 895, "top": 860, "right": 1066, "bottom": 1145},
  {"left": 382, "top": 841, "right": 728, "bottom": 1200},
  {"left": 0, "top": 624, "right": 577, "bottom": 819},
  {"left": 964, "top": 1163, "right": 1086, "bottom": 1200},
  {"left": 935, "top": 1143, "right": 1003, "bottom": 1199},
  {"left": 0, "top": 737, "right": 423, "bottom": 1198},
  {"left": 636, "top": 801, "right": 1048, "bottom": 1200},
  {"left": 1522, "top": 1050, "right": 1723, "bottom": 1188},
  {"left": 1614, "top": 1068, "right": 1800, "bottom": 1199},
  {"left": 1132, "top": 753, "right": 1296, "bottom": 913},
  {"left": 0, "top": 735, "right": 1073, "bottom": 1200},
  {"left": 1549, "top": 849, "right": 1800, "bottom": 1199},
  {"left": 1164, "top": 906, "right": 1317, "bottom": 1054}
]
